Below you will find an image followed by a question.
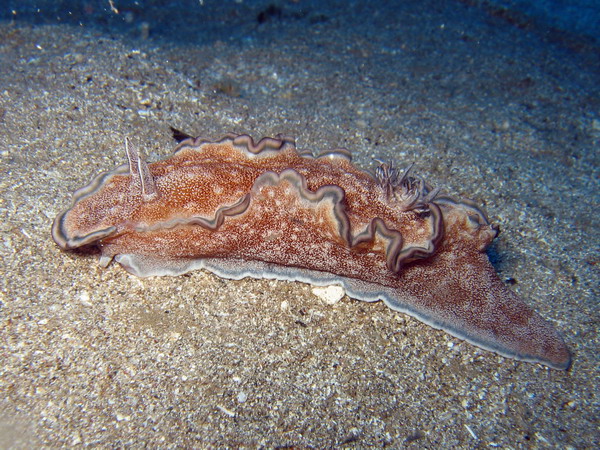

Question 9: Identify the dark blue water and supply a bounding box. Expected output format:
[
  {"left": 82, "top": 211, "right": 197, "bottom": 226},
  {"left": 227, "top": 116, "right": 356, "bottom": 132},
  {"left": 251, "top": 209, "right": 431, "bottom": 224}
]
[{"left": 3, "top": 0, "right": 599, "bottom": 48}]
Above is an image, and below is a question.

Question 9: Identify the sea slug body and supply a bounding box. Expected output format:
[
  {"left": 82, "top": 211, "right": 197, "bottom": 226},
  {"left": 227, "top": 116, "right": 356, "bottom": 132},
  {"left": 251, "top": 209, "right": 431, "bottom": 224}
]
[{"left": 52, "top": 133, "right": 571, "bottom": 370}]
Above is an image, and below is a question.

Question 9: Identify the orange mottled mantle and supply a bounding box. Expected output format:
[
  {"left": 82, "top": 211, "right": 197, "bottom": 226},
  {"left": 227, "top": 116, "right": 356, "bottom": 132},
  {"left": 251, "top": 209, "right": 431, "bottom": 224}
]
[{"left": 52, "top": 133, "right": 570, "bottom": 370}]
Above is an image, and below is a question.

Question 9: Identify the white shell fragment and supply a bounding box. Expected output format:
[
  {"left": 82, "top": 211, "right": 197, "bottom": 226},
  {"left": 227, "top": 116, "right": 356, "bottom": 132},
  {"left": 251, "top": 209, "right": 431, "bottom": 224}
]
[{"left": 312, "top": 285, "right": 345, "bottom": 305}]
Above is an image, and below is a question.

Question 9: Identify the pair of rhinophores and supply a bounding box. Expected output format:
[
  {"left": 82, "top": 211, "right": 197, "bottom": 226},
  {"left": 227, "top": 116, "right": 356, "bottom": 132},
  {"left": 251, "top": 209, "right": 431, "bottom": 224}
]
[{"left": 52, "top": 129, "right": 571, "bottom": 370}]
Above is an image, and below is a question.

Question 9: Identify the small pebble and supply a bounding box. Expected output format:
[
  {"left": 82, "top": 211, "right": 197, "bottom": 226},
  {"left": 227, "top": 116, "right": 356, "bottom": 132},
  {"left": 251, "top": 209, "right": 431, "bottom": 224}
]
[{"left": 311, "top": 285, "right": 345, "bottom": 305}]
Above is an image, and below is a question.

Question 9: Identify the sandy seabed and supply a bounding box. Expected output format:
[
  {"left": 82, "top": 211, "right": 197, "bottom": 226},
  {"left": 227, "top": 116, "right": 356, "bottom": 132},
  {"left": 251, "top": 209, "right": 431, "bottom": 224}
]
[{"left": 0, "top": 0, "right": 598, "bottom": 447}]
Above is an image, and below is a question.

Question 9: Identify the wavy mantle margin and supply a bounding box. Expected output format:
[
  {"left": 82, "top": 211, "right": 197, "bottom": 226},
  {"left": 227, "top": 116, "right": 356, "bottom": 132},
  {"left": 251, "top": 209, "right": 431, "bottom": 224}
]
[
  {"left": 175, "top": 134, "right": 448, "bottom": 271},
  {"left": 54, "top": 134, "right": 451, "bottom": 273}
]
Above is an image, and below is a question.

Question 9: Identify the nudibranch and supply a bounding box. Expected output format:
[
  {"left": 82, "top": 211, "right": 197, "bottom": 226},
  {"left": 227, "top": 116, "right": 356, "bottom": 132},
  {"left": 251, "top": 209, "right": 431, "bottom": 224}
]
[{"left": 52, "top": 133, "right": 571, "bottom": 370}]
